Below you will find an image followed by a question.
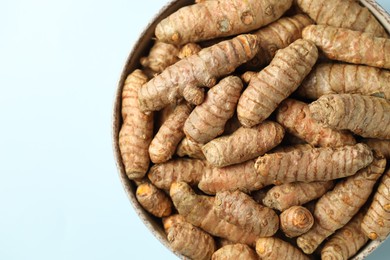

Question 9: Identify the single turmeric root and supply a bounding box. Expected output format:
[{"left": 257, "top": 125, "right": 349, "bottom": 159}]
[
  {"left": 215, "top": 190, "right": 279, "bottom": 237},
  {"left": 237, "top": 39, "right": 318, "bottom": 127},
  {"left": 309, "top": 94, "right": 390, "bottom": 139},
  {"left": 149, "top": 102, "right": 193, "bottom": 163},
  {"left": 302, "top": 25, "right": 390, "bottom": 69},
  {"left": 280, "top": 206, "right": 314, "bottom": 238},
  {"left": 321, "top": 211, "right": 368, "bottom": 260},
  {"left": 297, "top": 63, "right": 390, "bottom": 100},
  {"left": 176, "top": 137, "right": 205, "bottom": 159},
  {"left": 140, "top": 41, "right": 179, "bottom": 73},
  {"left": 141, "top": 41, "right": 200, "bottom": 74},
  {"left": 199, "top": 149, "right": 328, "bottom": 195},
  {"left": 135, "top": 182, "right": 172, "bottom": 218},
  {"left": 119, "top": 70, "right": 153, "bottom": 179},
  {"left": 240, "top": 71, "right": 257, "bottom": 84},
  {"left": 184, "top": 76, "right": 243, "bottom": 144},
  {"left": 155, "top": 0, "right": 293, "bottom": 45},
  {"left": 244, "top": 14, "right": 313, "bottom": 70},
  {"left": 178, "top": 43, "right": 202, "bottom": 59},
  {"left": 255, "top": 143, "right": 373, "bottom": 185},
  {"left": 296, "top": 0, "right": 387, "bottom": 37},
  {"left": 138, "top": 34, "right": 259, "bottom": 111},
  {"left": 198, "top": 159, "right": 266, "bottom": 194},
  {"left": 361, "top": 168, "right": 390, "bottom": 240},
  {"left": 263, "top": 181, "right": 334, "bottom": 211},
  {"left": 148, "top": 158, "right": 206, "bottom": 190},
  {"left": 202, "top": 121, "right": 285, "bottom": 167},
  {"left": 297, "top": 155, "right": 386, "bottom": 254},
  {"left": 276, "top": 99, "right": 356, "bottom": 148},
  {"left": 212, "top": 244, "right": 258, "bottom": 260},
  {"left": 162, "top": 214, "right": 186, "bottom": 233},
  {"left": 362, "top": 139, "right": 390, "bottom": 159},
  {"left": 167, "top": 222, "right": 216, "bottom": 260},
  {"left": 170, "top": 182, "right": 259, "bottom": 245},
  {"left": 256, "top": 237, "right": 309, "bottom": 260}
]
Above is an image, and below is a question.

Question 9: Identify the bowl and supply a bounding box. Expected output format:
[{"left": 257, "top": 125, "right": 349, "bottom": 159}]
[{"left": 112, "top": 1, "right": 390, "bottom": 259}]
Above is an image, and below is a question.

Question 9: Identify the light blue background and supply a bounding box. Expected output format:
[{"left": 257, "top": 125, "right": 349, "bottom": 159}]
[{"left": 1, "top": 0, "right": 389, "bottom": 259}]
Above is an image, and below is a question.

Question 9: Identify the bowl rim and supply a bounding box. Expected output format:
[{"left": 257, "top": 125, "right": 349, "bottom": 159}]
[{"left": 112, "top": 1, "right": 390, "bottom": 259}]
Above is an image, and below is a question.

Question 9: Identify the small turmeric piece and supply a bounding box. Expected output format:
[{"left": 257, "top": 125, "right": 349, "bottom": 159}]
[
  {"left": 167, "top": 222, "right": 216, "bottom": 260},
  {"left": 214, "top": 190, "right": 279, "bottom": 237},
  {"left": 119, "top": 70, "right": 153, "bottom": 179},
  {"left": 276, "top": 99, "right": 356, "bottom": 147},
  {"left": 362, "top": 139, "right": 390, "bottom": 159},
  {"left": 280, "top": 206, "right": 314, "bottom": 238},
  {"left": 198, "top": 152, "right": 330, "bottom": 195},
  {"left": 240, "top": 71, "right": 257, "bottom": 84},
  {"left": 296, "top": 0, "right": 387, "bottom": 37},
  {"left": 162, "top": 214, "right": 186, "bottom": 234},
  {"left": 321, "top": 211, "right": 368, "bottom": 260},
  {"left": 170, "top": 182, "right": 259, "bottom": 245},
  {"left": 184, "top": 76, "right": 243, "bottom": 144},
  {"left": 297, "top": 155, "right": 386, "bottom": 254},
  {"left": 176, "top": 137, "right": 205, "bottom": 160},
  {"left": 135, "top": 182, "right": 172, "bottom": 218},
  {"left": 148, "top": 158, "right": 206, "bottom": 190},
  {"left": 202, "top": 121, "right": 285, "bottom": 167},
  {"left": 245, "top": 14, "right": 314, "bottom": 69},
  {"left": 263, "top": 181, "right": 334, "bottom": 211},
  {"left": 361, "top": 168, "right": 390, "bottom": 240},
  {"left": 178, "top": 43, "right": 202, "bottom": 59},
  {"left": 237, "top": 39, "right": 318, "bottom": 127},
  {"left": 297, "top": 63, "right": 390, "bottom": 100},
  {"left": 302, "top": 25, "right": 390, "bottom": 69},
  {"left": 212, "top": 244, "right": 258, "bottom": 260},
  {"left": 149, "top": 103, "right": 193, "bottom": 163},
  {"left": 256, "top": 237, "right": 309, "bottom": 260},
  {"left": 155, "top": 0, "right": 293, "bottom": 45},
  {"left": 309, "top": 94, "right": 390, "bottom": 139},
  {"left": 140, "top": 41, "right": 179, "bottom": 73},
  {"left": 198, "top": 159, "right": 265, "bottom": 194},
  {"left": 255, "top": 143, "right": 373, "bottom": 185},
  {"left": 138, "top": 34, "right": 258, "bottom": 111}
]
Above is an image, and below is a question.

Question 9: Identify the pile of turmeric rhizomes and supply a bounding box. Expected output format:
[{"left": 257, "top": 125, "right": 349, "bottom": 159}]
[{"left": 119, "top": 0, "right": 390, "bottom": 259}]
